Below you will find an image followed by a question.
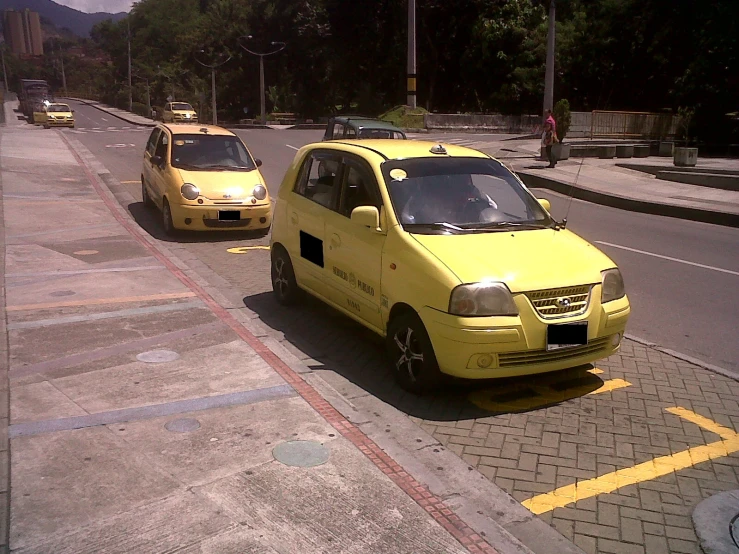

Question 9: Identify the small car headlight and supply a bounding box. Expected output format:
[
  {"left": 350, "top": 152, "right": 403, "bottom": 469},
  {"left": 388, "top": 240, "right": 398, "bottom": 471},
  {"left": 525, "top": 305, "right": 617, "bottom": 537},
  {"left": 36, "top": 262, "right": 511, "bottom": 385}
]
[
  {"left": 449, "top": 283, "right": 519, "bottom": 317},
  {"left": 601, "top": 268, "right": 625, "bottom": 303},
  {"left": 252, "top": 184, "right": 267, "bottom": 200},
  {"left": 181, "top": 183, "right": 200, "bottom": 200}
]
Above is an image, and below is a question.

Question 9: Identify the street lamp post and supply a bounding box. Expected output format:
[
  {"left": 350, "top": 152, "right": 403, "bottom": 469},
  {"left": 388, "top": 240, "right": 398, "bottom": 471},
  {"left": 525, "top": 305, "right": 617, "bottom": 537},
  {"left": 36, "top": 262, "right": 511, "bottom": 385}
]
[
  {"left": 194, "top": 49, "right": 231, "bottom": 125},
  {"left": 543, "top": 0, "right": 556, "bottom": 115},
  {"left": 56, "top": 41, "right": 67, "bottom": 95},
  {"left": 127, "top": 19, "right": 132, "bottom": 112},
  {"left": 1, "top": 47, "right": 8, "bottom": 92},
  {"left": 238, "top": 36, "right": 286, "bottom": 125},
  {"left": 407, "top": 0, "right": 417, "bottom": 108}
]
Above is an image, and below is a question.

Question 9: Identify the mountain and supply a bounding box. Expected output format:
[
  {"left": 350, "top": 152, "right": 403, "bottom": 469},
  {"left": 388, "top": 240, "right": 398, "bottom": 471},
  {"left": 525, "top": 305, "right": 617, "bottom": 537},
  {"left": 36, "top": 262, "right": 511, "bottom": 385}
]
[{"left": 0, "top": 0, "right": 127, "bottom": 37}]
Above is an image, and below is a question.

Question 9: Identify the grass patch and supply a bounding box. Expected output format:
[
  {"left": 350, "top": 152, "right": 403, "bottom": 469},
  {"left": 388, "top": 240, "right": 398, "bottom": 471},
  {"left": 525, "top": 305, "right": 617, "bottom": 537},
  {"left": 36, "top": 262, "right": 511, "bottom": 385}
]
[{"left": 379, "top": 105, "right": 428, "bottom": 129}]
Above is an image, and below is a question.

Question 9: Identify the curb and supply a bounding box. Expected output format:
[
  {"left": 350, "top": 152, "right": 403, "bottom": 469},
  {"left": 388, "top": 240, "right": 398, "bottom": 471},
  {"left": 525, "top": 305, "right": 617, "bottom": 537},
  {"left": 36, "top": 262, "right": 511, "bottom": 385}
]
[
  {"left": 691, "top": 490, "right": 739, "bottom": 553},
  {"left": 61, "top": 97, "right": 156, "bottom": 127},
  {"left": 59, "top": 133, "right": 587, "bottom": 554},
  {"left": 0, "top": 136, "right": 12, "bottom": 553},
  {"left": 514, "top": 170, "right": 739, "bottom": 229}
]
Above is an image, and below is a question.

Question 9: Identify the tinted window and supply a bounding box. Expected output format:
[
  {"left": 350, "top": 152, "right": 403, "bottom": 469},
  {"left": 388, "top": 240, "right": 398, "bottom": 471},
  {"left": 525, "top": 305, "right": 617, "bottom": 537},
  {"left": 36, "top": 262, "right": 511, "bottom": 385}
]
[
  {"left": 358, "top": 128, "right": 404, "bottom": 139},
  {"left": 154, "top": 131, "right": 169, "bottom": 160},
  {"left": 172, "top": 103, "right": 193, "bottom": 111},
  {"left": 146, "top": 128, "right": 161, "bottom": 156},
  {"left": 47, "top": 104, "right": 71, "bottom": 112},
  {"left": 294, "top": 151, "right": 342, "bottom": 209},
  {"left": 339, "top": 159, "right": 381, "bottom": 217},
  {"left": 332, "top": 123, "right": 344, "bottom": 139},
  {"left": 170, "top": 134, "right": 256, "bottom": 171}
]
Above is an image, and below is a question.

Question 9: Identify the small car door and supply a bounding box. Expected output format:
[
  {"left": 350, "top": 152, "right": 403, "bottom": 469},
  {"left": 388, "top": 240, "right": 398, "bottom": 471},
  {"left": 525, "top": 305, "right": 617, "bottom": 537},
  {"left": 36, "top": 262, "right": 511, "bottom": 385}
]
[
  {"left": 149, "top": 130, "right": 170, "bottom": 205},
  {"left": 142, "top": 127, "right": 161, "bottom": 195},
  {"left": 323, "top": 154, "right": 386, "bottom": 331},
  {"left": 287, "top": 149, "right": 343, "bottom": 301}
]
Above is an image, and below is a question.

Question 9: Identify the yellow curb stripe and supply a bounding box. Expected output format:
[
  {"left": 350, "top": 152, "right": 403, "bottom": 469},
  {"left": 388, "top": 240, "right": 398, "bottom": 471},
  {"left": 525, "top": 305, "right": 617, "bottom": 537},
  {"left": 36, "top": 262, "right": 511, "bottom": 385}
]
[
  {"left": 588, "top": 368, "right": 604, "bottom": 375},
  {"left": 227, "top": 246, "right": 270, "bottom": 254},
  {"left": 6, "top": 292, "right": 196, "bottom": 312},
  {"left": 120, "top": 180, "right": 140, "bottom": 184},
  {"left": 522, "top": 408, "right": 739, "bottom": 514},
  {"left": 588, "top": 378, "right": 630, "bottom": 395}
]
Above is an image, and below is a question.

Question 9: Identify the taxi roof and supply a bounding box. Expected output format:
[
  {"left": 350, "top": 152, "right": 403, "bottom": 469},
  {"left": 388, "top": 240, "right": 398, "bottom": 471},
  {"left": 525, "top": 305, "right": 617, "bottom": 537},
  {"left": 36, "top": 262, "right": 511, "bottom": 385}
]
[
  {"left": 162, "top": 123, "right": 235, "bottom": 137},
  {"left": 323, "top": 139, "right": 492, "bottom": 161},
  {"left": 47, "top": 102, "right": 70, "bottom": 107}
]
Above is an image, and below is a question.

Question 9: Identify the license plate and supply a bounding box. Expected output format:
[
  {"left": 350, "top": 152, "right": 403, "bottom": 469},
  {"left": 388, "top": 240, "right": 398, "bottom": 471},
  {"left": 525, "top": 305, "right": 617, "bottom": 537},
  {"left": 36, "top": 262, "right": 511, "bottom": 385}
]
[
  {"left": 546, "top": 322, "right": 588, "bottom": 351},
  {"left": 218, "top": 211, "right": 240, "bottom": 221}
]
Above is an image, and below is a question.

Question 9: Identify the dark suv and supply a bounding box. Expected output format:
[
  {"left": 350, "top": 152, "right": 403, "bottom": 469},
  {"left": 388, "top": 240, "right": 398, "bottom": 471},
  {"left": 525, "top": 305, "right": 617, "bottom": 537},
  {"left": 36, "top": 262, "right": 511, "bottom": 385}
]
[{"left": 322, "top": 116, "right": 407, "bottom": 140}]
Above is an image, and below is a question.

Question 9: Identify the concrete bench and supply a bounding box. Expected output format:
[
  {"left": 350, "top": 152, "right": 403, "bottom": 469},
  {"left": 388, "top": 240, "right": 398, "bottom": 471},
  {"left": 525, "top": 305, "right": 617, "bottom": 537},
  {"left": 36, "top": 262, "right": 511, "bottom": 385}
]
[
  {"left": 659, "top": 142, "right": 674, "bottom": 156},
  {"left": 598, "top": 146, "right": 617, "bottom": 159},
  {"left": 633, "top": 145, "right": 650, "bottom": 158},
  {"left": 615, "top": 145, "right": 634, "bottom": 158},
  {"left": 656, "top": 171, "right": 739, "bottom": 191}
]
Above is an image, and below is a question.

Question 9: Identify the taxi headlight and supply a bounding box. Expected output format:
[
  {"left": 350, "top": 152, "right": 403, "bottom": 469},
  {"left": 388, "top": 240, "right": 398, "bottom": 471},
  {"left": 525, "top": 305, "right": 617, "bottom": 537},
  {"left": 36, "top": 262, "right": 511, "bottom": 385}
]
[
  {"left": 252, "top": 184, "right": 267, "bottom": 200},
  {"left": 181, "top": 183, "right": 200, "bottom": 200},
  {"left": 601, "top": 268, "right": 625, "bottom": 303},
  {"left": 449, "top": 282, "right": 519, "bottom": 317}
]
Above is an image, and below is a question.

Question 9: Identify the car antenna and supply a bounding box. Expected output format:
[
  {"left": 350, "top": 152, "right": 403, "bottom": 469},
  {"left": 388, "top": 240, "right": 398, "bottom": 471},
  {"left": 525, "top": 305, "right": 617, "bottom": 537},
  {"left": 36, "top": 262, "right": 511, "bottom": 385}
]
[{"left": 556, "top": 155, "right": 584, "bottom": 231}]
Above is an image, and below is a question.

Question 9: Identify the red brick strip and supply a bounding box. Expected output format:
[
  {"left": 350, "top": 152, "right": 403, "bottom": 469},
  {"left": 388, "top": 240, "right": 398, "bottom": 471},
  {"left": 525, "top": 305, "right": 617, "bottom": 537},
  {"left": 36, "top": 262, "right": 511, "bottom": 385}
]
[{"left": 61, "top": 133, "right": 500, "bottom": 554}]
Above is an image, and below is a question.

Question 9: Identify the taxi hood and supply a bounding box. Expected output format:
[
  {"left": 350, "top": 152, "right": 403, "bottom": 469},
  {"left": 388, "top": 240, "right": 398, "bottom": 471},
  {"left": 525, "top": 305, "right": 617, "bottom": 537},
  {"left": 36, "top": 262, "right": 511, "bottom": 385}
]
[
  {"left": 177, "top": 168, "right": 265, "bottom": 200},
  {"left": 411, "top": 228, "right": 615, "bottom": 292}
]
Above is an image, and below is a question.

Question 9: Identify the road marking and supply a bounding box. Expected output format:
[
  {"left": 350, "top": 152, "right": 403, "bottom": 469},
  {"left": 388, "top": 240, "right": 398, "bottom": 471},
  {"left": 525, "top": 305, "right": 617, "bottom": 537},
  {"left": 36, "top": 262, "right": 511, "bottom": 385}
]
[
  {"left": 6, "top": 291, "right": 197, "bottom": 312},
  {"left": 105, "top": 143, "right": 136, "bottom": 148},
  {"left": 588, "top": 378, "right": 630, "bottom": 395},
  {"left": 101, "top": 117, "right": 109, "bottom": 122},
  {"left": 522, "top": 407, "right": 739, "bottom": 514},
  {"left": 121, "top": 180, "right": 140, "bottom": 184},
  {"left": 227, "top": 246, "right": 270, "bottom": 254},
  {"left": 286, "top": 144, "right": 299, "bottom": 150},
  {"left": 595, "top": 241, "right": 739, "bottom": 277}
]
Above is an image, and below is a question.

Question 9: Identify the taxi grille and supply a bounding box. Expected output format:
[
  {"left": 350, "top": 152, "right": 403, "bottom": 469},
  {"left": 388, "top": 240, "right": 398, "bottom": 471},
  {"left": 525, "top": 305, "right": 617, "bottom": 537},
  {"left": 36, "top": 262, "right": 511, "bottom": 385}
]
[
  {"left": 525, "top": 285, "right": 592, "bottom": 319},
  {"left": 498, "top": 337, "right": 611, "bottom": 367}
]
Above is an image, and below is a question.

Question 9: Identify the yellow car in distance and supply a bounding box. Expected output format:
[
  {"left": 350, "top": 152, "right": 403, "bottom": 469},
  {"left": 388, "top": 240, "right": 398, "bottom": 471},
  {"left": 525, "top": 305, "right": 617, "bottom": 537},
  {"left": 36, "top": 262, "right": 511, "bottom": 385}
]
[
  {"left": 163, "top": 102, "right": 198, "bottom": 123},
  {"left": 42, "top": 102, "right": 75, "bottom": 128},
  {"left": 270, "top": 140, "right": 630, "bottom": 393},
  {"left": 141, "top": 124, "right": 271, "bottom": 235}
]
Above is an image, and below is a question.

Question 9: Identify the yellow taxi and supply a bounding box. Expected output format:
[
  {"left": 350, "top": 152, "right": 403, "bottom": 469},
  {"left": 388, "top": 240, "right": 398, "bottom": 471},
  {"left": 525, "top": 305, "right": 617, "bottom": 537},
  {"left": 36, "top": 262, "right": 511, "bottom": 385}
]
[
  {"left": 162, "top": 102, "right": 198, "bottom": 123},
  {"left": 270, "top": 140, "right": 630, "bottom": 392},
  {"left": 41, "top": 102, "right": 75, "bottom": 128},
  {"left": 141, "top": 124, "right": 271, "bottom": 235}
]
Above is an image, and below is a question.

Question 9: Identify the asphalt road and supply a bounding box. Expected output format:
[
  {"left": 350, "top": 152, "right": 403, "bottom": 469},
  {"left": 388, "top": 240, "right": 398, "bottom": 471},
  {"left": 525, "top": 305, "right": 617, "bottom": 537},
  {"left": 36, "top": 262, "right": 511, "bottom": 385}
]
[{"left": 62, "top": 100, "right": 739, "bottom": 373}]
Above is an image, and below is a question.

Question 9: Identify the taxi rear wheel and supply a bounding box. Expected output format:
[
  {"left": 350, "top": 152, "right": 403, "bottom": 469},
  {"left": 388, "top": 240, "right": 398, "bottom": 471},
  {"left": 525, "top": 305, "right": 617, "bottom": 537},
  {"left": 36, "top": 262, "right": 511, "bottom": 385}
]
[
  {"left": 271, "top": 247, "right": 302, "bottom": 305},
  {"left": 387, "top": 312, "right": 442, "bottom": 394}
]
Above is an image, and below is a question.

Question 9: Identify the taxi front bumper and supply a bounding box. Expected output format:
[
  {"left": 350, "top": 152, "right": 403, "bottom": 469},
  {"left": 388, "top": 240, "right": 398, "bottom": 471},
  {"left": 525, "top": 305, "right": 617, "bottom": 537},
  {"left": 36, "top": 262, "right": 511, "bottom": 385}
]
[
  {"left": 418, "top": 293, "right": 630, "bottom": 379},
  {"left": 47, "top": 118, "right": 74, "bottom": 127},
  {"left": 169, "top": 202, "right": 271, "bottom": 231}
]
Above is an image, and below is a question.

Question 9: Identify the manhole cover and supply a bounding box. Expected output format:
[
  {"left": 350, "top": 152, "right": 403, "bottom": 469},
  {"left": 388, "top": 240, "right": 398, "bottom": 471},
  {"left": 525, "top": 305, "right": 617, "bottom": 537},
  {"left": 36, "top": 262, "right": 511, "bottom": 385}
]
[
  {"left": 136, "top": 349, "right": 180, "bottom": 363},
  {"left": 272, "top": 440, "right": 330, "bottom": 468},
  {"left": 165, "top": 418, "right": 200, "bottom": 433},
  {"left": 49, "top": 290, "right": 76, "bottom": 297},
  {"left": 731, "top": 514, "right": 739, "bottom": 548}
]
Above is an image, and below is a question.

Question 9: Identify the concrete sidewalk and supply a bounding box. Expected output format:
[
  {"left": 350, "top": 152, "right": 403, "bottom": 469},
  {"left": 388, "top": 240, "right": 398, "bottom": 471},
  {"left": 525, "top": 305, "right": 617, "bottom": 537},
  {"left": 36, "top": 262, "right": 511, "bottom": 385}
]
[
  {"left": 474, "top": 140, "right": 739, "bottom": 228},
  {"left": 0, "top": 115, "right": 580, "bottom": 553}
]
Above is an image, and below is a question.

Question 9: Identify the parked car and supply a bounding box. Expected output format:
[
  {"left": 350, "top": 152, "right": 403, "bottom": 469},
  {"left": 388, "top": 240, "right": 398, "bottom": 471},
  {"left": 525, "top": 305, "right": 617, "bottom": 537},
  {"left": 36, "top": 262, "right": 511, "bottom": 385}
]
[
  {"left": 269, "top": 140, "right": 630, "bottom": 393},
  {"left": 162, "top": 102, "right": 198, "bottom": 123},
  {"left": 141, "top": 124, "right": 271, "bottom": 235},
  {"left": 323, "top": 116, "right": 406, "bottom": 141},
  {"left": 41, "top": 102, "right": 75, "bottom": 128}
]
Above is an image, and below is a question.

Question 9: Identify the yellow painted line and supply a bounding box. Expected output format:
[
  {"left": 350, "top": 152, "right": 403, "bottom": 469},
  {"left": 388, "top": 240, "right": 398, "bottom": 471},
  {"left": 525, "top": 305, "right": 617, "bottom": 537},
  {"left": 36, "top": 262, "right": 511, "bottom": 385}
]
[
  {"left": 120, "top": 180, "right": 140, "bottom": 184},
  {"left": 227, "top": 246, "right": 270, "bottom": 254},
  {"left": 6, "top": 292, "right": 196, "bottom": 312},
  {"left": 588, "top": 378, "right": 630, "bottom": 395},
  {"left": 522, "top": 407, "right": 739, "bottom": 514},
  {"left": 588, "top": 368, "right": 604, "bottom": 375}
]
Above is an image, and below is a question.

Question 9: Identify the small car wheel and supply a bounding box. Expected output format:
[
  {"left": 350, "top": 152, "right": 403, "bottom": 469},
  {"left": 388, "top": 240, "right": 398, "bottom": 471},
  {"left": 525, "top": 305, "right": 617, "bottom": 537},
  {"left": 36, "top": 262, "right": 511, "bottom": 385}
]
[
  {"left": 387, "top": 311, "right": 442, "bottom": 394},
  {"left": 271, "top": 247, "right": 302, "bottom": 306},
  {"left": 141, "top": 179, "right": 154, "bottom": 208},
  {"left": 162, "top": 199, "right": 175, "bottom": 236}
]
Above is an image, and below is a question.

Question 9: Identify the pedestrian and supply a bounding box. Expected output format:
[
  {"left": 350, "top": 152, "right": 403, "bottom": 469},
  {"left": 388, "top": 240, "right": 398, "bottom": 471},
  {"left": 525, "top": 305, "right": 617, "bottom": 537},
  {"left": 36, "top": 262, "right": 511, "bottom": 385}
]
[
  {"left": 545, "top": 108, "right": 556, "bottom": 134},
  {"left": 542, "top": 121, "right": 558, "bottom": 168}
]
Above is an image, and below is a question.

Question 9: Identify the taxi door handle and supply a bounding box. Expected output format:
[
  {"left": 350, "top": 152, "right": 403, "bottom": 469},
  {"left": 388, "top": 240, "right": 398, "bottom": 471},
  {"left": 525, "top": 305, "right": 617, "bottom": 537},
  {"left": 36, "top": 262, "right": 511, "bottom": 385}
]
[
  {"left": 290, "top": 212, "right": 298, "bottom": 224},
  {"left": 330, "top": 233, "right": 341, "bottom": 248}
]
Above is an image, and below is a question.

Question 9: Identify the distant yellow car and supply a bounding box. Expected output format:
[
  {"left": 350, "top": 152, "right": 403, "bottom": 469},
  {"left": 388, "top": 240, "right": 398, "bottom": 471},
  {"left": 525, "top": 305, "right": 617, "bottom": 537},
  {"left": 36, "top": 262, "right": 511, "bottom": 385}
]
[
  {"left": 42, "top": 102, "right": 75, "bottom": 128},
  {"left": 270, "top": 140, "right": 630, "bottom": 392},
  {"left": 141, "top": 124, "right": 271, "bottom": 235},
  {"left": 162, "top": 102, "right": 198, "bottom": 123}
]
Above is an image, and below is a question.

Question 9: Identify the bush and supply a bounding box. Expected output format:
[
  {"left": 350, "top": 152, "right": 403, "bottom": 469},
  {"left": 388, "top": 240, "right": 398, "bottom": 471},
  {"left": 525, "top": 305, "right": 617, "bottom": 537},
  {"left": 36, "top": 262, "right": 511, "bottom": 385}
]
[
  {"left": 379, "top": 105, "right": 429, "bottom": 129},
  {"left": 553, "top": 99, "right": 571, "bottom": 142},
  {"left": 131, "top": 102, "right": 148, "bottom": 117}
]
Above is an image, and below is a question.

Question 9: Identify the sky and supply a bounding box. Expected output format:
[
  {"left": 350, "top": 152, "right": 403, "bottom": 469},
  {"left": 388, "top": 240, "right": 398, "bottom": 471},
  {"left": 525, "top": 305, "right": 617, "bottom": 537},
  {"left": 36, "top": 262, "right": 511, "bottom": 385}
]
[{"left": 54, "top": 0, "right": 133, "bottom": 14}]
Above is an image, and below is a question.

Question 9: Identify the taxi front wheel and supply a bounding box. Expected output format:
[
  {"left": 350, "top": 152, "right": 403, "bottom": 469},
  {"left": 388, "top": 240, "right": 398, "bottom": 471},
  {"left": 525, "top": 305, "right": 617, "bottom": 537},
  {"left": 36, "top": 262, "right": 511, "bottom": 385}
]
[
  {"left": 387, "top": 312, "right": 442, "bottom": 394},
  {"left": 271, "top": 247, "right": 302, "bottom": 305},
  {"left": 162, "top": 199, "right": 175, "bottom": 236}
]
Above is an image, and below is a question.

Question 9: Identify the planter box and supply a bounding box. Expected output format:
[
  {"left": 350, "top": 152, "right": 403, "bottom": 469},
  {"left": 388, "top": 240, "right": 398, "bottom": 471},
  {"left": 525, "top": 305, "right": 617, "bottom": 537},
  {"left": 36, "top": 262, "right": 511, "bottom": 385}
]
[
  {"left": 615, "top": 145, "right": 634, "bottom": 158},
  {"left": 674, "top": 147, "right": 698, "bottom": 167},
  {"left": 659, "top": 142, "right": 674, "bottom": 157},
  {"left": 552, "top": 143, "right": 571, "bottom": 161},
  {"left": 598, "top": 146, "right": 616, "bottom": 159},
  {"left": 634, "top": 145, "right": 650, "bottom": 158}
]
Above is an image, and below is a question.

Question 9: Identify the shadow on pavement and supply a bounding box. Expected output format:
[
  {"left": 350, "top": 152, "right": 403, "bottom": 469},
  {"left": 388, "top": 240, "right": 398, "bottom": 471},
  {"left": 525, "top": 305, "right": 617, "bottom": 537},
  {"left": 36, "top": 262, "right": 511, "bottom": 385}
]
[{"left": 243, "top": 291, "right": 604, "bottom": 422}]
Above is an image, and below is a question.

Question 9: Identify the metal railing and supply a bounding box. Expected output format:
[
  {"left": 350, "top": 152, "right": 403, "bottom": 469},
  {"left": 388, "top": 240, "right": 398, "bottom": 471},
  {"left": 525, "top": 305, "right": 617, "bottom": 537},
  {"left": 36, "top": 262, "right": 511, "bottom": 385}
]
[{"left": 590, "top": 110, "right": 679, "bottom": 140}]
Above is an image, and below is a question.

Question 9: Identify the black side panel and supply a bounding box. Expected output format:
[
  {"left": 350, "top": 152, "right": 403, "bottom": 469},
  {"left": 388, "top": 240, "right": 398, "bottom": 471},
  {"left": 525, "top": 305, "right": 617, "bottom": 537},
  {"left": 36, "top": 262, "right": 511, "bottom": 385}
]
[{"left": 300, "top": 231, "right": 324, "bottom": 268}]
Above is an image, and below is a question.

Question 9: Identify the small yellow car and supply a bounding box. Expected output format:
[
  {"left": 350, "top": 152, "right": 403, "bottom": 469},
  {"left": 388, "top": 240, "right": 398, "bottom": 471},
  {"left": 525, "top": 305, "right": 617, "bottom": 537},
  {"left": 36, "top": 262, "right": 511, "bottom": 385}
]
[
  {"left": 42, "top": 102, "right": 75, "bottom": 128},
  {"left": 141, "top": 124, "right": 271, "bottom": 235},
  {"left": 162, "top": 102, "right": 198, "bottom": 123},
  {"left": 270, "top": 140, "right": 630, "bottom": 392}
]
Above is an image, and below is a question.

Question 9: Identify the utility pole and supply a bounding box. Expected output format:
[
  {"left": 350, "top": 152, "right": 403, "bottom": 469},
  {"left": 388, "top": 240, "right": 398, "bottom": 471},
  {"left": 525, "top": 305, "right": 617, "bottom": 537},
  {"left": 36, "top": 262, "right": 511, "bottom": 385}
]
[
  {"left": 1, "top": 47, "right": 8, "bottom": 92},
  {"left": 57, "top": 41, "right": 67, "bottom": 95},
  {"left": 543, "top": 0, "right": 556, "bottom": 114},
  {"left": 194, "top": 49, "right": 231, "bottom": 125},
  {"left": 127, "top": 19, "right": 132, "bottom": 112},
  {"left": 407, "top": 0, "right": 417, "bottom": 108},
  {"left": 238, "top": 37, "right": 286, "bottom": 125}
]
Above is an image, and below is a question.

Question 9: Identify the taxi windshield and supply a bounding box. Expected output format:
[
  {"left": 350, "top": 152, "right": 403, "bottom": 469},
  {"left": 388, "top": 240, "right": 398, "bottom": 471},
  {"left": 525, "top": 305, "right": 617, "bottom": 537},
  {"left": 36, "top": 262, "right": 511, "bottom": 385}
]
[
  {"left": 47, "top": 104, "right": 71, "bottom": 112},
  {"left": 171, "top": 134, "right": 256, "bottom": 171},
  {"left": 172, "top": 103, "right": 193, "bottom": 111},
  {"left": 382, "top": 157, "right": 552, "bottom": 233}
]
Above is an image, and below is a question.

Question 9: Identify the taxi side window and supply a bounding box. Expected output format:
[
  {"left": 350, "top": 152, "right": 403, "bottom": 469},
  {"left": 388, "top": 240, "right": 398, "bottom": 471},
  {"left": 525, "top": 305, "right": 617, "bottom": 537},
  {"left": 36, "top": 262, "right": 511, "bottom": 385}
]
[
  {"left": 294, "top": 151, "right": 342, "bottom": 209},
  {"left": 339, "top": 158, "right": 381, "bottom": 217},
  {"left": 332, "top": 123, "right": 344, "bottom": 139},
  {"left": 146, "top": 128, "right": 161, "bottom": 156},
  {"left": 345, "top": 125, "right": 357, "bottom": 138},
  {"left": 154, "top": 131, "right": 169, "bottom": 162}
]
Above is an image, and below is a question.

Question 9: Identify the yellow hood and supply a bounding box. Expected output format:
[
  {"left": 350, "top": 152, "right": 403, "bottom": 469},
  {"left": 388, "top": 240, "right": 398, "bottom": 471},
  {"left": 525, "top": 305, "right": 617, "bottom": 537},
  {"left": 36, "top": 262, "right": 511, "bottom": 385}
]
[
  {"left": 177, "top": 168, "right": 266, "bottom": 201},
  {"left": 411, "top": 229, "right": 615, "bottom": 292}
]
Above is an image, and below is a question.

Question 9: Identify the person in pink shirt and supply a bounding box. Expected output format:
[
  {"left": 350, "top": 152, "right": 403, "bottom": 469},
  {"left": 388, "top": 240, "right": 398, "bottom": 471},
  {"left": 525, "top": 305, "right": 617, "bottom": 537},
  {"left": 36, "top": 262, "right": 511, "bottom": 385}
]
[{"left": 545, "top": 109, "right": 556, "bottom": 133}]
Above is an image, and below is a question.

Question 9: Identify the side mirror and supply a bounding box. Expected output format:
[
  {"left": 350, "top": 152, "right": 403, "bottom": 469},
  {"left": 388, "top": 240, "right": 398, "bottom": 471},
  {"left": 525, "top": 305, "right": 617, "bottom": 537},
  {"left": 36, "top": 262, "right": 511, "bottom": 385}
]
[
  {"left": 255, "top": 159, "right": 263, "bottom": 167},
  {"left": 537, "top": 198, "right": 551, "bottom": 212},
  {"left": 150, "top": 155, "right": 163, "bottom": 167},
  {"left": 350, "top": 206, "right": 381, "bottom": 230}
]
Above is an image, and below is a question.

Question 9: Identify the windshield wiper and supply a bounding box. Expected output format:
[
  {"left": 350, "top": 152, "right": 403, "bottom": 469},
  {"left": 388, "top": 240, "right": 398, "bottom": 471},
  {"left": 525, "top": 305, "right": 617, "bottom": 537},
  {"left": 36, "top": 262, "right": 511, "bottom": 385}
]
[
  {"left": 470, "top": 221, "right": 553, "bottom": 230},
  {"left": 201, "top": 164, "right": 255, "bottom": 171},
  {"left": 404, "top": 222, "right": 467, "bottom": 234}
]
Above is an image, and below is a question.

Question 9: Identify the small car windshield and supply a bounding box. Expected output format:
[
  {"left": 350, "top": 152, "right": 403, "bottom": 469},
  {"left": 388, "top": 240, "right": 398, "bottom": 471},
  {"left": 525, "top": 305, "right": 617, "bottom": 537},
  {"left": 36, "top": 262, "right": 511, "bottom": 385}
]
[
  {"left": 382, "top": 157, "right": 552, "bottom": 233},
  {"left": 171, "top": 134, "right": 256, "bottom": 171},
  {"left": 358, "top": 129, "right": 405, "bottom": 139},
  {"left": 172, "top": 103, "right": 193, "bottom": 111},
  {"left": 47, "top": 105, "right": 71, "bottom": 112}
]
